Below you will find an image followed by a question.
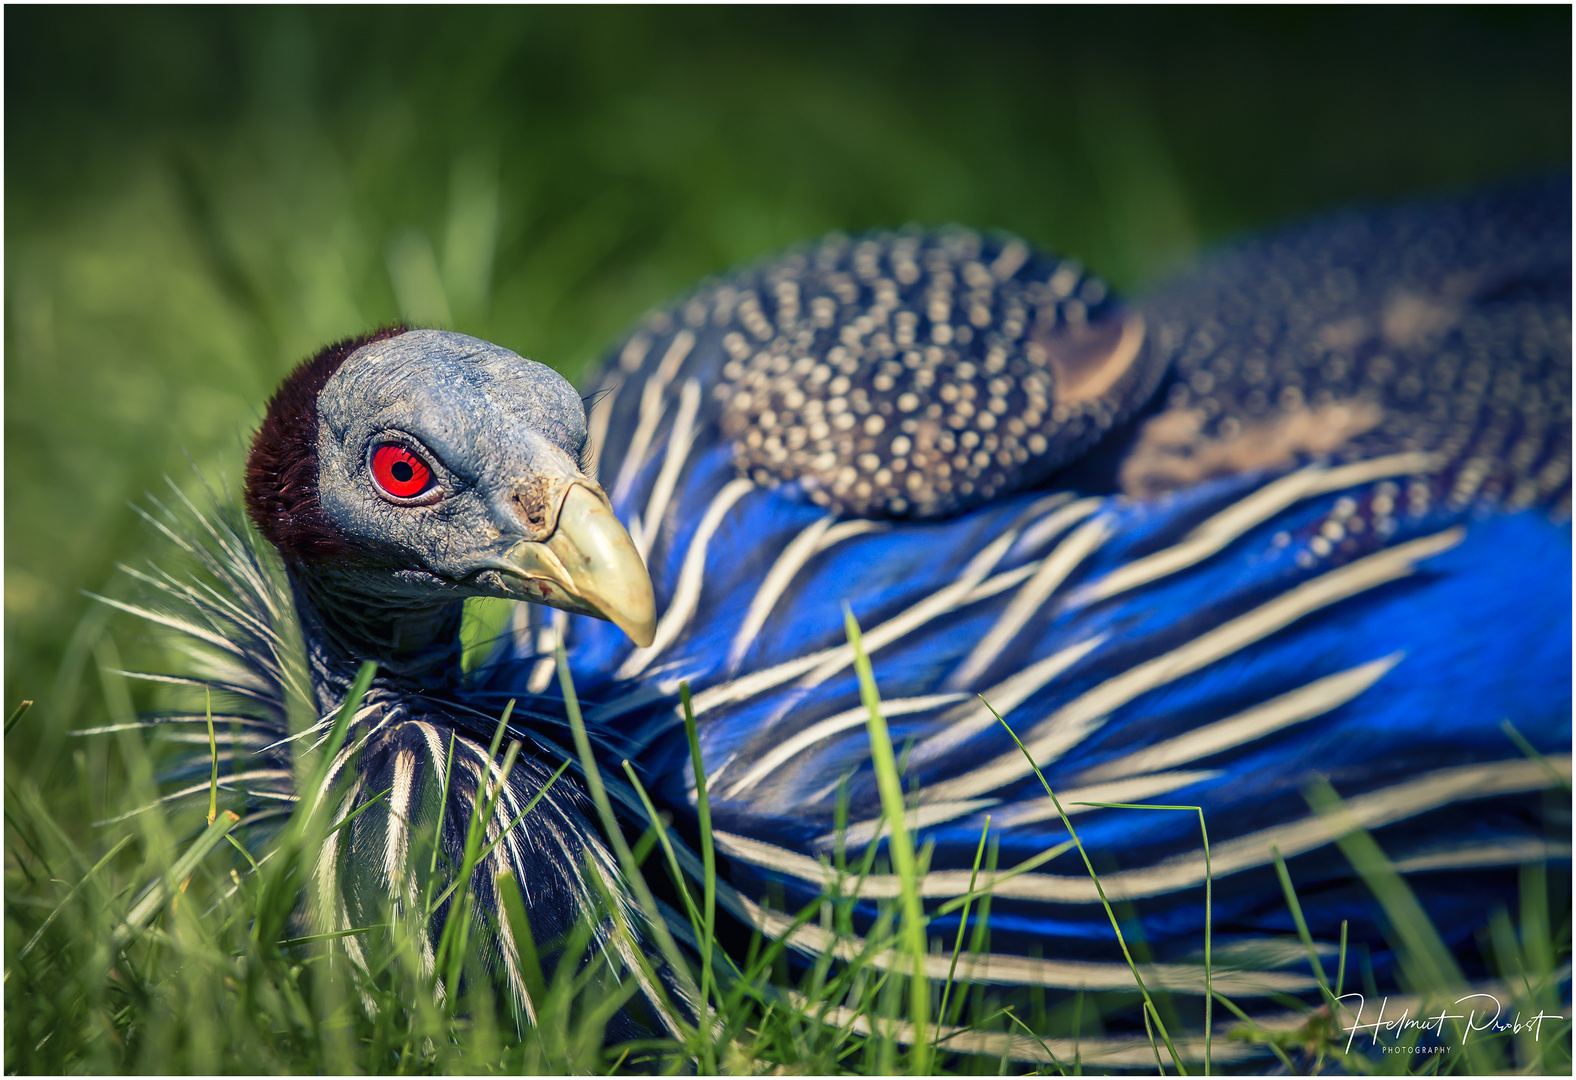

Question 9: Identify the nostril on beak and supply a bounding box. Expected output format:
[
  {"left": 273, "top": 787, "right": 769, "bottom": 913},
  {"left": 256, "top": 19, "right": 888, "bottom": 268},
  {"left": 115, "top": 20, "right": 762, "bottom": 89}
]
[
  {"left": 514, "top": 490, "right": 549, "bottom": 531},
  {"left": 511, "top": 476, "right": 563, "bottom": 539}
]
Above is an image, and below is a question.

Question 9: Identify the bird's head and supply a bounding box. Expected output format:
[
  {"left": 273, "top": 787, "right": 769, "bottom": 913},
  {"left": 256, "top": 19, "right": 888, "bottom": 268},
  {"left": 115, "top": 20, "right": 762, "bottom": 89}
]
[{"left": 245, "top": 328, "right": 657, "bottom": 648}]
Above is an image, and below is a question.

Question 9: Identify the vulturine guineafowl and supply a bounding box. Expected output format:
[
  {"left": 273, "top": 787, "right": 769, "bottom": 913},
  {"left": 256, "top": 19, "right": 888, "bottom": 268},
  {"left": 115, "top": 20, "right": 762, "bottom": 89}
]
[{"left": 120, "top": 177, "right": 1571, "bottom": 1067}]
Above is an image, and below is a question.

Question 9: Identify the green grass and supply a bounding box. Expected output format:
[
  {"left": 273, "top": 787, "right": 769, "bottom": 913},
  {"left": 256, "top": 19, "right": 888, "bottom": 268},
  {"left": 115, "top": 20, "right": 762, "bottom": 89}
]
[
  {"left": 5, "top": 8, "right": 1572, "bottom": 1074},
  {"left": 5, "top": 584, "right": 1569, "bottom": 1073}
]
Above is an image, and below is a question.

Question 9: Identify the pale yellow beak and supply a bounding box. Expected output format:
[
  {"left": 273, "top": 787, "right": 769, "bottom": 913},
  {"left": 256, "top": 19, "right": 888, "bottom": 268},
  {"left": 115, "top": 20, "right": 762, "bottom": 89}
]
[{"left": 491, "top": 483, "right": 657, "bottom": 647}]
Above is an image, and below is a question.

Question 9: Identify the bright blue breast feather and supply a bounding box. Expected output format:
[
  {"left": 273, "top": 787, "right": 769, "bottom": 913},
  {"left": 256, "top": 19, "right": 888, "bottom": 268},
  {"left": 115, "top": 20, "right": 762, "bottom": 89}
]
[
  {"left": 476, "top": 382, "right": 1569, "bottom": 994},
  {"left": 473, "top": 205, "right": 1571, "bottom": 1006}
]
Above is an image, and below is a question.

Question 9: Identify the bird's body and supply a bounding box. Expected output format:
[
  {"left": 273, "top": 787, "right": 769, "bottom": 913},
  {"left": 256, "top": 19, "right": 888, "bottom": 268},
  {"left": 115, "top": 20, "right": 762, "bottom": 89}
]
[
  {"left": 514, "top": 176, "right": 1571, "bottom": 1002},
  {"left": 128, "top": 178, "right": 1570, "bottom": 1063}
]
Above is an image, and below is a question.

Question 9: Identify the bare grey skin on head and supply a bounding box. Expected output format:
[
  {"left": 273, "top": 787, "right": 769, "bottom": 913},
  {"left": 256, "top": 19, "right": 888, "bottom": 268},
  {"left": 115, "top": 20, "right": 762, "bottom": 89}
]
[
  {"left": 290, "top": 329, "right": 655, "bottom": 702},
  {"left": 210, "top": 186, "right": 1568, "bottom": 1045},
  {"left": 241, "top": 329, "right": 663, "bottom": 1026}
]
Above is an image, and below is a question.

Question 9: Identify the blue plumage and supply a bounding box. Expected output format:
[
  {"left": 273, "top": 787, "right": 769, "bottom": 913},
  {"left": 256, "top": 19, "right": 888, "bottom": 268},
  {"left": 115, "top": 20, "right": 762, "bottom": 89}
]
[
  {"left": 484, "top": 180, "right": 1569, "bottom": 1009},
  {"left": 116, "top": 178, "right": 1569, "bottom": 1066},
  {"left": 530, "top": 465, "right": 1567, "bottom": 970}
]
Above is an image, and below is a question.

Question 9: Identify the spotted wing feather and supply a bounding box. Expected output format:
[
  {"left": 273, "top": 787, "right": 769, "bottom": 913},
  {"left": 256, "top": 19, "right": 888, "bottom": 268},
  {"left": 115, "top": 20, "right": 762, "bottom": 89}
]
[{"left": 488, "top": 184, "right": 1571, "bottom": 1013}]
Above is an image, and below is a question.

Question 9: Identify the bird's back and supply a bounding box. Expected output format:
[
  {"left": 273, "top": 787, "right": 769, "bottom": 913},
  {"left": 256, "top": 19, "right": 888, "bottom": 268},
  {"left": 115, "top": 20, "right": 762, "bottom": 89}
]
[{"left": 481, "top": 178, "right": 1570, "bottom": 1003}]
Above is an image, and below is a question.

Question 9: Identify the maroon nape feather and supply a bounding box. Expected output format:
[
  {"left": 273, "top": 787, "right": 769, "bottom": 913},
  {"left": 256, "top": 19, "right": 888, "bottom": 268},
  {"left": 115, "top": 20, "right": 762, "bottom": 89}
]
[{"left": 245, "top": 327, "right": 408, "bottom": 561}]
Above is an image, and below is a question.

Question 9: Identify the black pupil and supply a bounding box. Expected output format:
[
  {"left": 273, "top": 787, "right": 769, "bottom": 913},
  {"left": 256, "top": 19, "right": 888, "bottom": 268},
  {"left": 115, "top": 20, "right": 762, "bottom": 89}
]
[{"left": 391, "top": 460, "right": 414, "bottom": 484}]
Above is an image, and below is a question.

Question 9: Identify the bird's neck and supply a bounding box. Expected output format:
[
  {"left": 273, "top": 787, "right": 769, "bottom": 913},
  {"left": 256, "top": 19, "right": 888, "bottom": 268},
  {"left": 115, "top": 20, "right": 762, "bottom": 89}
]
[{"left": 286, "top": 563, "right": 466, "bottom": 714}]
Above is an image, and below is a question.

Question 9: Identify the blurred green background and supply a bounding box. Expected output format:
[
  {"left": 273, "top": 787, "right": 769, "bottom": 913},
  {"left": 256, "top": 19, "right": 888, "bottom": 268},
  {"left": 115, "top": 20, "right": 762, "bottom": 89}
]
[{"left": 5, "top": 7, "right": 1570, "bottom": 802}]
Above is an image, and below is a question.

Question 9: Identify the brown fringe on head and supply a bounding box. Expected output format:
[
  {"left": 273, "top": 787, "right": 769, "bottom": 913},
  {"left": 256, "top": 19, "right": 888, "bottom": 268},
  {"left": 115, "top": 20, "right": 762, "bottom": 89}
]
[{"left": 245, "top": 327, "right": 408, "bottom": 561}]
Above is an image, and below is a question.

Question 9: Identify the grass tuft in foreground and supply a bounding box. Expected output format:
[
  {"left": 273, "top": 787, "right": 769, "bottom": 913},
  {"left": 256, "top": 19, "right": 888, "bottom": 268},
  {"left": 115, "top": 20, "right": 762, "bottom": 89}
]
[{"left": 5, "top": 614, "right": 1570, "bottom": 1074}]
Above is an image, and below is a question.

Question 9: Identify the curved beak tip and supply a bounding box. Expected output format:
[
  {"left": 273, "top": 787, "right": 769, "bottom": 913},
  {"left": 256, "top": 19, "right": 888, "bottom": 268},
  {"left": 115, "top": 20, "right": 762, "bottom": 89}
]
[
  {"left": 623, "top": 616, "right": 657, "bottom": 650},
  {"left": 502, "top": 483, "right": 657, "bottom": 649}
]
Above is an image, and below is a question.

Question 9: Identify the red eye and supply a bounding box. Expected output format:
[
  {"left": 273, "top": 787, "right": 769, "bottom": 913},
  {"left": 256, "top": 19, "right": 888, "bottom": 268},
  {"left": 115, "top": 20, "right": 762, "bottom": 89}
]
[{"left": 371, "top": 444, "right": 434, "bottom": 498}]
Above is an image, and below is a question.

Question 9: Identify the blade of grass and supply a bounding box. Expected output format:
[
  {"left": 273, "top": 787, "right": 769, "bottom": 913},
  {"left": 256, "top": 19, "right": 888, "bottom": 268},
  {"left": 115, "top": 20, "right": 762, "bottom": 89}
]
[
  {"left": 224, "top": 833, "right": 262, "bottom": 876},
  {"left": 425, "top": 757, "right": 570, "bottom": 918},
  {"left": 430, "top": 728, "right": 458, "bottom": 878},
  {"left": 1302, "top": 775, "right": 1504, "bottom": 1074},
  {"left": 1302, "top": 778, "right": 1464, "bottom": 990},
  {"left": 1267, "top": 844, "right": 1335, "bottom": 1003},
  {"left": 297, "top": 661, "right": 378, "bottom": 828},
  {"left": 964, "top": 835, "right": 1000, "bottom": 1041},
  {"left": 1499, "top": 719, "right": 1570, "bottom": 790},
  {"left": 18, "top": 833, "right": 135, "bottom": 960},
  {"left": 1141, "top": 1000, "right": 1165, "bottom": 1075},
  {"left": 1072, "top": 989, "right": 1083, "bottom": 1075},
  {"left": 1003, "top": 1000, "right": 1068, "bottom": 1075},
  {"left": 433, "top": 725, "right": 521, "bottom": 978},
  {"left": 320, "top": 786, "right": 392, "bottom": 840},
  {"left": 1486, "top": 905, "right": 1535, "bottom": 1066},
  {"left": 554, "top": 639, "right": 699, "bottom": 1032},
  {"left": 496, "top": 872, "right": 549, "bottom": 1020},
  {"left": 115, "top": 810, "right": 240, "bottom": 948},
  {"left": 1210, "top": 992, "right": 1296, "bottom": 1072},
  {"left": 252, "top": 660, "right": 375, "bottom": 950},
  {"left": 205, "top": 687, "right": 219, "bottom": 826},
  {"left": 619, "top": 759, "right": 745, "bottom": 993},
  {"left": 983, "top": 695, "right": 1187, "bottom": 1074},
  {"left": 936, "top": 815, "right": 991, "bottom": 1041},
  {"left": 1519, "top": 860, "right": 1553, "bottom": 989},
  {"left": 932, "top": 838, "right": 1077, "bottom": 918},
  {"left": 680, "top": 681, "right": 719, "bottom": 1072},
  {"left": 844, "top": 606, "right": 930, "bottom": 1074},
  {"left": 1075, "top": 800, "right": 1212, "bottom": 1075},
  {"left": 1336, "top": 919, "right": 1348, "bottom": 998},
  {"left": 278, "top": 925, "right": 389, "bottom": 947},
  {"left": 432, "top": 699, "right": 520, "bottom": 951},
  {"left": 577, "top": 847, "right": 691, "bottom": 1057}
]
